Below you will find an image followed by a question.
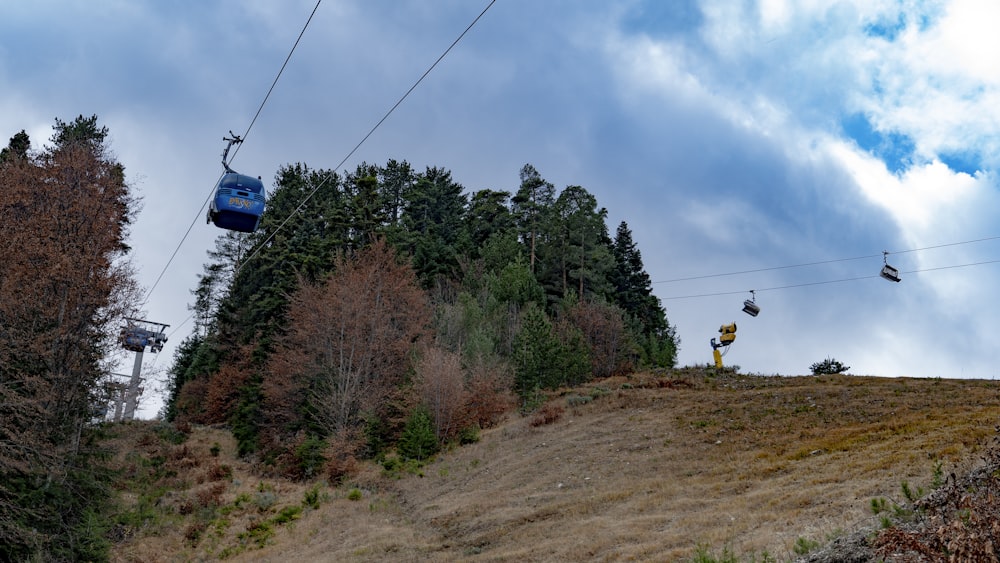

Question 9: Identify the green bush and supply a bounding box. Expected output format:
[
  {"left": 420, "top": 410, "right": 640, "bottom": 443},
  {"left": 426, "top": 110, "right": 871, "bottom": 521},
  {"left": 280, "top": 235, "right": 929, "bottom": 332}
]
[
  {"left": 302, "top": 485, "right": 322, "bottom": 509},
  {"left": 271, "top": 505, "right": 302, "bottom": 524},
  {"left": 793, "top": 537, "right": 820, "bottom": 555},
  {"left": 381, "top": 455, "right": 402, "bottom": 472},
  {"left": 458, "top": 424, "right": 481, "bottom": 445},
  {"left": 809, "top": 357, "right": 850, "bottom": 375},
  {"left": 871, "top": 497, "right": 889, "bottom": 514},
  {"left": 254, "top": 491, "right": 278, "bottom": 512},
  {"left": 293, "top": 434, "right": 327, "bottom": 479}
]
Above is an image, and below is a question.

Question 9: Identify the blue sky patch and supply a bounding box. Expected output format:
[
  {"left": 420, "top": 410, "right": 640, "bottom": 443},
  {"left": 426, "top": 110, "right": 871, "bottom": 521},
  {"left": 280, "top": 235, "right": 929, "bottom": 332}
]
[
  {"left": 621, "top": 0, "right": 703, "bottom": 38},
  {"left": 841, "top": 113, "right": 915, "bottom": 174},
  {"left": 939, "top": 151, "right": 979, "bottom": 175},
  {"left": 863, "top": 13, "right": 906, "bottom": 40}
]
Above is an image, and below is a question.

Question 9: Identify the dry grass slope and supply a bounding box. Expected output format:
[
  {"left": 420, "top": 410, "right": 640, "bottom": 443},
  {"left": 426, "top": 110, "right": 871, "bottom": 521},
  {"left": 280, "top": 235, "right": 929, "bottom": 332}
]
[{"left": 108, "top": 369, "right": 1000, "bottom": 562}]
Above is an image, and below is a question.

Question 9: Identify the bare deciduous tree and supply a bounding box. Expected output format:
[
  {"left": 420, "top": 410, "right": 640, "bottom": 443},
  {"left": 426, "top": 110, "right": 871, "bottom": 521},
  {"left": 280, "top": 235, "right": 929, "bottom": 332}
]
[
  {"left": 264, "top": 239, "right": 430, "bottom": 438},
  {"left": 564, "top": 299, "right": 631, "bottom": 379},
  {"left": 415, "top": 346, "right": 466, "bottom": 441}
]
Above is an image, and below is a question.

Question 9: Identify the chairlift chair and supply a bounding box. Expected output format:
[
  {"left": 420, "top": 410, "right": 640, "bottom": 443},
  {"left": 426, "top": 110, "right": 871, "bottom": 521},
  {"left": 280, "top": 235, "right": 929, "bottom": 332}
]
[
  {"left": 742, "top": 290, "right": 760, "bottom": 317},
  {"left": 880, "top": 251, "right": 901, "bottom": 282}
]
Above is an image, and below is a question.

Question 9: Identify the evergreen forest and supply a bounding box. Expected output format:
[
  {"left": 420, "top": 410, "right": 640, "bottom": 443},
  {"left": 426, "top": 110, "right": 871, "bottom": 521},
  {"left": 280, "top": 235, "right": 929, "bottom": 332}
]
[{"left": 164, "top": 159, "right": 679, "bottom": 477}]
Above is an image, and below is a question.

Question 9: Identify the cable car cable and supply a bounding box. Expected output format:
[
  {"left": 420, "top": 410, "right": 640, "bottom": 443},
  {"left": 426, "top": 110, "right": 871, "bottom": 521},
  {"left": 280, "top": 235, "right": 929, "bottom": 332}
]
[
  {"left": 139, "top": 0, "right": 323, "bottom": 309},
  {"left": 143, "top": 0, "right": 496, "bottom": 351},
  {"left": 653, "top": 235, "right": 1000, "bottom": 284},
  {"left": 654, "top": 254, "right": 881, "bottom": 283},
  {"left": 232, "top": 0, "right": 498, "bottom": 276},
  {"left": 661, "top": 257, "right": 1000, "bottom": 300}
]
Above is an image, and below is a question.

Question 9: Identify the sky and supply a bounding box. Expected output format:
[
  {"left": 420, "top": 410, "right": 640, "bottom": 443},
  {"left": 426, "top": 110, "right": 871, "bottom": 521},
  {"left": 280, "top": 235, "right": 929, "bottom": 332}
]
[{"left": 4, "top": 0, "right": 1000, "bottom": 418}]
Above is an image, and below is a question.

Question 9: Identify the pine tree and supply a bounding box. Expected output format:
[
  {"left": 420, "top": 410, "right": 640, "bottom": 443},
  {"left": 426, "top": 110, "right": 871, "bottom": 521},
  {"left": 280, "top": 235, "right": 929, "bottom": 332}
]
[
  {"left": 400, "top": 166, "right": 469, "bottom": 286},
  {"left": 610, "top": 221, "right": 679, "bottom": 367},
  {"left": 511, "top": 164, "right": 555, "bottom": 274},
  {"left": 0, "top": 130, "right": 30, "bottom": 162},
  {"left": 549, "top": 185, "right": 614, "bottom": 301},
  {"left": 512, "top": 303, "right": 561, "bottom": 399},
  {"left": 397, "top": 405, "right": 439, "bottom": 461},
  {"left": 465, "top": 189, "right": 514, "bottom": 259}
]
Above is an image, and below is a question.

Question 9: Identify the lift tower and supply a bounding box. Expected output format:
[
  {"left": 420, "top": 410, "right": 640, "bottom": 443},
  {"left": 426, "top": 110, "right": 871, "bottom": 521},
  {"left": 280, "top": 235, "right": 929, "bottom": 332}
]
[{"left": 117, "top": 318, "right": 168, "bottom": 421}]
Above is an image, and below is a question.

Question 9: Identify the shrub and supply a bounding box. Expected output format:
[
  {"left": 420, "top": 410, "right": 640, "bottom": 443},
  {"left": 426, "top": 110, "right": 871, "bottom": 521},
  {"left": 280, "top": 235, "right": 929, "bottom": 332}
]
[
  {"left": 901, "top": 480, "right": 924, "bottom": 503},
  {"left": 196, "top": 482, "right": 227, "bottom": 508},
  {"left": 381, "top": 455, "right": 402, "bottom": 472},
  {"left": 324, "top": 429, "right": 362, "bottom": 485},
  {"left": 458, "top": 425, "right": 480, "bottom": 445},
  {"left": 809, "top": 357, "right": 850, "bottom": 375},
  {"left": 239, "top": 519, "right": 274, "bottom": 547},
  {"left": 155, "top": 422, "right": 189, "bottom": 444},
  {"left": 530, "top": 402, "right": 564, "bottom": 427},
  {"left": 462, "top": 361, "right": 515, "bottom": 429},
  {"left": 254, "top": 491, "right": 278, "bottom": 512},
  {"left": 302, "top": 485, "right": 322, "bottom": 509},
  {"left": 793, "top": 537, "right": 820, "bottom": 555},
  {"left": 871, "top": 497, "right": 889, "bottom": 514},
  {"left": 184, "top": 521, "right": 207, "bottom": 546},
  {"left": 207, "top": 463, "right": 233, "bottom": 482},
  {"left": 294, "top": 435, "right": 327, "bottom": 478},
  {"left": 271, "top": 505, "right": 302, "bottom": 525}
]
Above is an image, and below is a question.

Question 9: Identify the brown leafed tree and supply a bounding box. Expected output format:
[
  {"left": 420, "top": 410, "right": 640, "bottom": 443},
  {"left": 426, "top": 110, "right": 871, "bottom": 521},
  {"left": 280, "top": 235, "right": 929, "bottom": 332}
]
[
  {"left": 415, "top": 346, "right": 467, "bottom": 441},
  {"left": 202, "top": 342, "right": 257, "bottom": 424},
  {"left": 462, "top": 352, "right": 515, "bottom": 429},
  {"left": 565, "top": 299, "right": 632, "bottom": 379},
  {"left": 264, "top": 238, "right": 430, "bottom": 439},
  {"left": 0, "top": 118, "right": 139, "bottom": 557}
]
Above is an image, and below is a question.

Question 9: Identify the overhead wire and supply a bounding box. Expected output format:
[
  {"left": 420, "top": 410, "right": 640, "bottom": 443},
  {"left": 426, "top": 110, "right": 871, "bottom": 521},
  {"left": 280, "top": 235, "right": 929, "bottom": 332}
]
[
  {"left": 139, "top": 0, "right": 323, "bottom": 309},
  {"left": 654, "top": 235, "right": 1000, "bottom": 284},
  {"left": 233, "top": 0, "right": 498, "bottom": 275},
  {"left": 661, "top": 258, "right": 1000, "bottom": 300},
  {"left": 145, "top": 0, "right": 498, "bottom": 349}
]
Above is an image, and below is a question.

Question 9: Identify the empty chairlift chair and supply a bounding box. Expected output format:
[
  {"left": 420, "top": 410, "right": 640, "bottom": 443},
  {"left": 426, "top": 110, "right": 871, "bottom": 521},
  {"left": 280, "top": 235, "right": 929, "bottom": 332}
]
[
  {"left": 880, "top": 251, "right": 901, "bottom": 282},
  {"left": 207, "top": 133, "right": 266, "bottom": 233},
  {"left": 742, "top": 290, "right": 760, "bottom": 317}
]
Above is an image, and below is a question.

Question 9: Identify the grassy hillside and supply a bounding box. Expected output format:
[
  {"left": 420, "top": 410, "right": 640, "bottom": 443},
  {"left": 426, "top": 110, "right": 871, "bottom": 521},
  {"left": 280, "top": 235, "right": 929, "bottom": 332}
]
[{"left": 106, "top": 368, "right": 1000, "bottom": 562}]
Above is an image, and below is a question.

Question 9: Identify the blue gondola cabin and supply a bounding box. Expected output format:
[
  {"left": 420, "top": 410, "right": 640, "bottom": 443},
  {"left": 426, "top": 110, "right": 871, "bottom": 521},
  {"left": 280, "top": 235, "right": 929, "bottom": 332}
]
[{"left": 208, "top": 172, "right": 266, "bottom": 233}]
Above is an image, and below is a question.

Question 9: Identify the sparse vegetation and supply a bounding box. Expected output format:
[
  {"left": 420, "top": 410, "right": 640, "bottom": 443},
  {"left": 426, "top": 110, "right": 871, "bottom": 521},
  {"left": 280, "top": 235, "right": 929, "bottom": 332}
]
[
  {"left": 871, "top": 496, "right": 889, "bottom": 514},
  {"left": 102, "top": 370, "right": 1000, "bottom": 562},
  {"left": 302, "top": 485, "right": 322, "bottom": 509},
  {"left": 529, "top": 401, "right": 565, "bottom": 427},
  {"left": 793, "top": 536, "right": 820, "bottom": 555}
]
